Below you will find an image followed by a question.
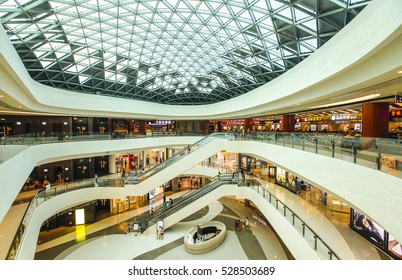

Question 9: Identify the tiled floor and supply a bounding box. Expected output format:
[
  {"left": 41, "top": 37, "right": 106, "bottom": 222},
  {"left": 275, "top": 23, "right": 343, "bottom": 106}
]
[{"left": 35, "top": 197, "right": 289, "bottom": 260}]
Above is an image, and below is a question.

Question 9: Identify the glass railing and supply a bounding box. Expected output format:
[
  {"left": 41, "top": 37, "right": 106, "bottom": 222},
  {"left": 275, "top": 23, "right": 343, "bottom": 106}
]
[
  {"left": 241, "top": 179, "right": 340, "bottom": 260},
  {"left": 6, "top": 177, "right": 122, "bottom": 260},
  {"left": 124, "top": 132, "right": 229, "bottom": 184},
  {"left": 0, "top": 131, "right": 206, "bottom": 146},
  {"left": 231, "top": 131, "right": 402, "bottom": 178}
]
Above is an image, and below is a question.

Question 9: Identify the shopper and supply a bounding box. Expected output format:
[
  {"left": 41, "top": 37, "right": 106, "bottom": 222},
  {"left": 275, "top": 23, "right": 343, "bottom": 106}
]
[
  {"left": 159, "top": 226, "right": 164, "bottom": 240},
  {"left": 245, "top": 217, "right": 250, "bottom": 229},
  {"left": 237, "top": 219, "right": 242, "bottom": 231},
  {"left": 397, "top": 126, "right": 402, "bottom": 143}
]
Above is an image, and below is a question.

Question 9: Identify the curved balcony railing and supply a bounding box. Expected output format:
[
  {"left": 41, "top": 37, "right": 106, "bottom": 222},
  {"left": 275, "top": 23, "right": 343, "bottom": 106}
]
[
  {"left": 124, "top": 174, "right": 340, "bottom": 260},
  {"left": 0, "top": 131, "right": 205, "bottom": 146},
  {"left": 6, "top": 177, "right": 122, "bottom": 260},
  {"left": 2, "top": 129, "right": 400, "bottom": 178},
  {"left": 241, "top": 179, "right": 340, "bottom": 260},
  {"left": 5, "top": 131, "right": 400, "bottom": 259},
  {"left": 229, "top": 131, "right": 402, "bottom": 178}
]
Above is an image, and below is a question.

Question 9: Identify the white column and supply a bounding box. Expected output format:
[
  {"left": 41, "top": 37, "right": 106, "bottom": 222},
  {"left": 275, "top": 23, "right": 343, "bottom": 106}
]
[{"left": 108, "top": 154, "right": 117, "bottom": 174}]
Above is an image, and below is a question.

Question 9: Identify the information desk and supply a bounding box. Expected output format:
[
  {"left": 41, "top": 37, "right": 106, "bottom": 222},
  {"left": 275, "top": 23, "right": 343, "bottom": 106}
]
[{"left": 184, "top": 221, "right": 226, "bottom": 254}]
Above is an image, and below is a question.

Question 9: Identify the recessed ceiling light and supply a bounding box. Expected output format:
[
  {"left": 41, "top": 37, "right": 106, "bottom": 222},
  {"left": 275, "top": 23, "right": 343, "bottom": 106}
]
[
  {"left": 0, "top": 95, "right": 4, "bottom": 98},
  {"left": 309, "top": 94, "right": 381, "bottom": 109},
  {"left": 18, "top": 106, "right": 22, "bottom": 108},
  {"left": 398, "top": 70, "right": 402, "bottom": 74}
]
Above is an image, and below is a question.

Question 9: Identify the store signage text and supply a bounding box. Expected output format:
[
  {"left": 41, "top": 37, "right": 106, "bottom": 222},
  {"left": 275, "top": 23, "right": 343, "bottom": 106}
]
[{"left": 331, "top": 115, "right": 359, "bottom": 121}]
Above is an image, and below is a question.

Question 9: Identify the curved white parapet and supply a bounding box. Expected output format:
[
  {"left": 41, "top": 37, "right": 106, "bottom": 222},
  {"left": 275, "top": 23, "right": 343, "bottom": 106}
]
[
  {"left": 18, "top": 184, "right": 323, "bottom": 260},
  {"left": 2, "top": 137, "right": 400, "bottom": 259},
  {"left": 184, "top": 221, "right": 226, "bottom": 254},
  {"left": 0, "top": 136, "right": 203, "bottom": 223}
]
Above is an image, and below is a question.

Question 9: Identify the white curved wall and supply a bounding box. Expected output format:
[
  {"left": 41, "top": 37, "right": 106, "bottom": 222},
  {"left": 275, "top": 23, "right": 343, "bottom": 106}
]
[
  {"left": 1, "top": 137, "right": 401, "bottom": 259},
  {"left": 0, "top": 136, "right": 203, "bottom": 223},
  {"left": 151, "top": 185, "right": 321, "bottom": 260},
  {"left": 0, "top": 0, "right": 401, "bottom": 119},
  {"left": 18, "top": 184, "right": 322, "bottom": 260}
]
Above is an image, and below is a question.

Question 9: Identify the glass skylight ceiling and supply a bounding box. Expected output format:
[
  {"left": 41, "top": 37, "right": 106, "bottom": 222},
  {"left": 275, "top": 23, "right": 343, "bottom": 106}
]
[{"left": 0, "top": 0, "right": 371, "bottom": 105}]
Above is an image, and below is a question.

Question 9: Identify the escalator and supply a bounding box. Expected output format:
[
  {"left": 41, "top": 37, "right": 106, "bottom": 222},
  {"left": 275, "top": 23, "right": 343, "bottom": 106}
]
[{"left": 124, "top": 174, "right": 235, "bottom": 234}]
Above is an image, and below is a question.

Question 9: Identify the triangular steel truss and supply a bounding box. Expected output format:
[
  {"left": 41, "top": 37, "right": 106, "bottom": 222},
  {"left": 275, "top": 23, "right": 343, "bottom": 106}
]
[{"left": 0, "top": 0, "right": 370, "bottom": 105}]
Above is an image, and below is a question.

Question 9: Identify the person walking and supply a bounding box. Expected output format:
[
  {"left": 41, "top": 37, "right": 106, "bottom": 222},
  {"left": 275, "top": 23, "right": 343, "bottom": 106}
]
[
  {"left": 159, "top": 226, "right": 164, "bottom": 240},
  {"left": 245, "top": 217, "right": 250, "bottom": 230}
]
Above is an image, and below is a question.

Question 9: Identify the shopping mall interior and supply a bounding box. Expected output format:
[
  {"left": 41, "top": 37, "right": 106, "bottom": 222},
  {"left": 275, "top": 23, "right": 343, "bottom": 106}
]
[{"left": 0, "top": 0, "right": 401, "bottom": 261}]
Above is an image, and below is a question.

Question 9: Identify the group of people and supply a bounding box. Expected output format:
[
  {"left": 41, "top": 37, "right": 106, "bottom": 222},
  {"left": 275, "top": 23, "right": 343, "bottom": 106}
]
[
  {"left": 22, "top": 176, "right": 46, "bottom": 192},
  {"left": 234, "top": 217, "right": 250, "bottom": 231},
  {"left": 231, "top": 169, "right": 246, "bottom": 183}
]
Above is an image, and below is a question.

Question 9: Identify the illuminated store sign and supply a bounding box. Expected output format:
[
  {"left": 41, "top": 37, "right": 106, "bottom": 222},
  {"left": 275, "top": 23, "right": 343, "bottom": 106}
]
[
  {"left": 331, "top": 115, "right": 359, "bottom": 121},
  {"left": 390, "top": 110, "right": 402, "bottom": 117},
  {"left": 222, "top": 120, "right": 245, "bottom": 125},
  {"left": 305, "top": 117, "right": 324, "bottom": 122},
  {"left": 147, "top": 120, "right": 174, "bottom": 126}
]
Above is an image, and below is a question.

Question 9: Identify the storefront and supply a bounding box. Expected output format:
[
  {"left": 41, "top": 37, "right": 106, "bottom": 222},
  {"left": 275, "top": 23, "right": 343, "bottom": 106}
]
[
  {"left": 110, "top": 196, "right": 141, "bottom": 214},
  {"left": 296, "top": 116, "right": 330, "bottom": 132},
  {"left": 330, "top": 114, "right": 362, "bottom": 133},
  {"left": 145, "top": 120, "right": 175, "bottom": 135},
  {"left": 216, "top": 151, "right": 237, "bottom": 171},
  {"left": 214, "top": 119, "right": 245, "bottom": 132},
  {"left": 239, "top": 154, "right": 268, "bottom": 178},
  {"left": 115, "top": 154, "right": 137, "bottom": 173},
  {"left": 252, "top": 120, "right": 268, "bottom": 131},
  {"left": 389, "top": 109, "right": 402, "bottom": 137},
  {"left": 145, "top": 148, "right": 166, "bottom": 167}
]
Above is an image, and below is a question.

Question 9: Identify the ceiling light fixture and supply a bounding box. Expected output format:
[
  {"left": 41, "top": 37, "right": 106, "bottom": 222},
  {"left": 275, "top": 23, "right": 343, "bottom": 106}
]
[{"left": 308, "top": 93, "right": 381, "bottom": 109}]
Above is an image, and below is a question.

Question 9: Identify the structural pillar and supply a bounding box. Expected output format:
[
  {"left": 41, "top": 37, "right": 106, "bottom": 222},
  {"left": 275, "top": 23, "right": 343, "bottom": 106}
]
[
  {"left": 362, "top": 102, "right": 389, "bottom": 138},
  {"left": 203, "top": 120, "right": 210, "bottom": 135},
  {"left": 107, "top": 118, "right": 112, "bottom": 136},
  {"left": 172, "top": 178, "right": 179, "bottom": 191},
  {"left": 244, "top": 118, "right": 254, "bottom": 132},
  {"left": 282, "top": 114, "right": 295, "bottom": 132},
  {"left": 108, "top": 154, "right": 117, "bottom": 174}
]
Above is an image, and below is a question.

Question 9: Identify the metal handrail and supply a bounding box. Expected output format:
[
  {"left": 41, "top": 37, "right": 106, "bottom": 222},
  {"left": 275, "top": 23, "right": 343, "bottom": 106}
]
[
  {"left": 244, "top": 179, "right": 340, "bottom": 260},
  {"left": 5, "top": 177, "right": 122, "bottom": 260}
]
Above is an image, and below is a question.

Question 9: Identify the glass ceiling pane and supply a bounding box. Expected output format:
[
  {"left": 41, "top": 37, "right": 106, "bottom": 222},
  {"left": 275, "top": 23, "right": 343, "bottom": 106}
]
[{"left": 0, "top": 0, "right": 371, "bottom": 105}]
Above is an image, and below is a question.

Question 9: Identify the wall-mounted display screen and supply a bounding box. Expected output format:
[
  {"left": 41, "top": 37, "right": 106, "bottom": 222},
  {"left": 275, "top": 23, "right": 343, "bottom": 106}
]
[
  {"left": 275, "top": 167, "right": 300, "bottom": 194},
  {"left": 351, "top": 210, "right": 385, "bottom": 248},
  {"left": 240, "top": 154, "right": 250, "bottom": 171}
]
